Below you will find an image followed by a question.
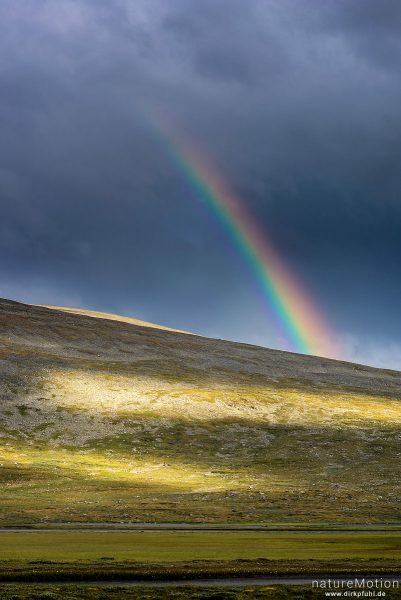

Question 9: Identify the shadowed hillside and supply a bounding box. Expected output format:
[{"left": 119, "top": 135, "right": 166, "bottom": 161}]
[{"left": 0, "top": 297, "right": 400, "bottom": 524}]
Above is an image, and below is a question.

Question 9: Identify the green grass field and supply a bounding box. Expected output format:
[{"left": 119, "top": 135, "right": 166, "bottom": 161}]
[{"left": 1, "top": 530, "right": 401, "bottom": 562}]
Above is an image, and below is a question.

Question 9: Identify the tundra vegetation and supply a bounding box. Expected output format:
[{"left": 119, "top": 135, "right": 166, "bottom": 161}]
[{"left": 1, "top": 298, "right": 400, "bottom": 525}]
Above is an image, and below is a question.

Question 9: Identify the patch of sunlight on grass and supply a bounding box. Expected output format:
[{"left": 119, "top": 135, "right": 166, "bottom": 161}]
[
  {"left": 40, "top": 304, "right": 189, "bottom": 333},
  {"left": 42, "top": 369, "right": 401, "bottom": 427},
  {"left": 0, "top": 444, "right": 255, "bottom": 492}
]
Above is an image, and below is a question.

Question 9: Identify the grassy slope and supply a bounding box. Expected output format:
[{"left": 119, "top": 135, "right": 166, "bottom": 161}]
[{"left": 1, "top": 297, "right": 401, "bottom": 524}]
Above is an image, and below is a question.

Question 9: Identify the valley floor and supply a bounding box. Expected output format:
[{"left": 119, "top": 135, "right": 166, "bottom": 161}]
[
  {"left": 2, "top": 528, "right": 401, "bottom": 563},
  {"left": 1, "top": 528, "right": 401, "bottom": 584}
]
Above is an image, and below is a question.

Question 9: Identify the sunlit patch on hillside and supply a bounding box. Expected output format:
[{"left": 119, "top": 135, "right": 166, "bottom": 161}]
[
  {"left": 42, "top": 368, "right": 401, "bottom": 427},
  {"left": 0, "top": 444, "right": 247, "bottom": 491}
]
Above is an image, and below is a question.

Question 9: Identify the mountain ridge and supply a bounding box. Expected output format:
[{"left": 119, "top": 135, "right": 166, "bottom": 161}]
[
  {"left": 5, "top": 296, "right": 399, "bottom": 374},
  {"left": 36, "top": 303, "right": 190, "bottom": 334}
]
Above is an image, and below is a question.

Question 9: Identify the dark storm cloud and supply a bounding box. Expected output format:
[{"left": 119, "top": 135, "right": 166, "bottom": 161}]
[
  {"left": 321, "top": 0, "right": 401, "bottom": 65},
  {"left": 0, "top": 0, "right": 400, "bottom": 366},
  {"left": 161, "top": 0, "right": 288, "bottom": 84}
]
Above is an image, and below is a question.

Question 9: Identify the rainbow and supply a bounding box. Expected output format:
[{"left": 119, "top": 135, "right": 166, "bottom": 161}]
[{"left": 151, "top": 117, "right": 337, "bottom": 358}]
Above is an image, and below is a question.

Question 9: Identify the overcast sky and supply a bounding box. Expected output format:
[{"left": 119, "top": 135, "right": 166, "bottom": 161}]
[{"left": 1, "top": 0, "right": 401, "bottom": 368}]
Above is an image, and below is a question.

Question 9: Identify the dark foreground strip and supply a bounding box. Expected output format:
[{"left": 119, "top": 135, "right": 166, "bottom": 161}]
[{"left": 1, "top": 575, "right": 401, "bottom": 588}]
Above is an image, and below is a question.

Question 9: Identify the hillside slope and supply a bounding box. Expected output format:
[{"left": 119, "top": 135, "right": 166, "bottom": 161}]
[{"left": 0, "top": 297, "right": 400, "bottom": 524}]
